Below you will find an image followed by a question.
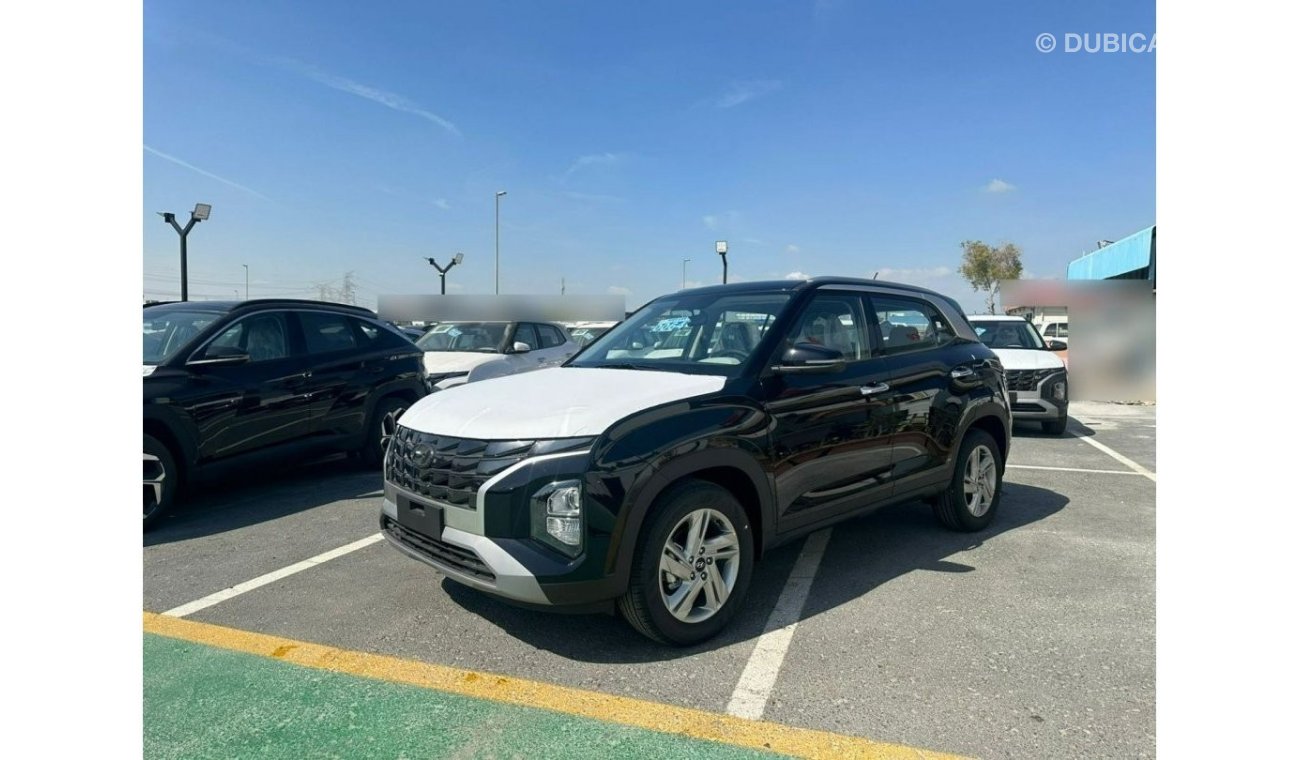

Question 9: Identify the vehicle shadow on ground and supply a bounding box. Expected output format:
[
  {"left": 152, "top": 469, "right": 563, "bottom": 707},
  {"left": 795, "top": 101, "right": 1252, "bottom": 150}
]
[
  {"left": 144, "top": 455, "right": 383, "bottom": 547},
  {"left": 1010, "top": 416, "right": 1096, "bottom": 439},
  {"left": 442, "top": 481, "right": 1068, "bottom": 663}
]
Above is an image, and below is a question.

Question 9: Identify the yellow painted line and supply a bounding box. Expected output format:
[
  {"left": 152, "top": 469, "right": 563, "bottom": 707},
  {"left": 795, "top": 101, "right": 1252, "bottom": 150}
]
[{"left": 144, "top": 612, "right": 967, "bottom": 760}]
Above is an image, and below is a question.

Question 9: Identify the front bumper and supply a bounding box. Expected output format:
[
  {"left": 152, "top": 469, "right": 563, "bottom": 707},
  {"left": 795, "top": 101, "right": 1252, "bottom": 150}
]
[{"left": 1007, "top": 370, "right": 1068, "bottom": 421}]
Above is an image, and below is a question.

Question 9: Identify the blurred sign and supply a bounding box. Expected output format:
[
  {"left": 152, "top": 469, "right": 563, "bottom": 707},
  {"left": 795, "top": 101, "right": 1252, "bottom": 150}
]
[{"left": 378, "top": 294, "right": 626, "bottom": 323}]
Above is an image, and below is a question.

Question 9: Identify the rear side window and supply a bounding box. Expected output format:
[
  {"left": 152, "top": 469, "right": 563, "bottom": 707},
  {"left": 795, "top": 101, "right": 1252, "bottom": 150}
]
[
  {"left": 872, "top": 296, "right": 954, "bottom": 355},
  {"left": 301, "top": 312, "right": 359, "bottom": 354}
]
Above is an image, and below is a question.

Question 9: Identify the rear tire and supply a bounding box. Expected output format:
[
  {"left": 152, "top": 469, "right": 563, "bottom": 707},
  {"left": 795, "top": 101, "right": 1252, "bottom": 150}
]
[
  {"left": 1041, "top": 417, "right": 1068, "bottom": 435},
  {"left": 361, "top": 396, "right": 408, "bottom": 468},
  {"left": 143, "top": 434, "right": 178, "bottom": 531},
  {"left": 933, "top": 429, "right": 1003, "bottom": 532},
  {"left": 617, "top": 480, "right": 754, "bottom": 646}
]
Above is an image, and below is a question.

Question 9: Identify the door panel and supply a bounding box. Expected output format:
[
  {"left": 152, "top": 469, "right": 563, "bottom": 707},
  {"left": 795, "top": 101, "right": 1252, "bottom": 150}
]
[
  {"left": 762, "top": 291, "right": 897, "bottom": 532},
  {"left": 184, "top": 312, "right": 313, "bottom": 461},
  {"left": 297, "top": 312, "right": 369, "bottom": 439}
]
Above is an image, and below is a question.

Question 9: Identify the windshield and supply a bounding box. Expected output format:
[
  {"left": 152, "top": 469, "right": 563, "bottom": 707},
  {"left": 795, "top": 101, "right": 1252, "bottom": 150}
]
[
  {"left": 973, "top": 321, "right": 1046, "bottom": 349},
  {"left": 570, "top": 292, "right": 790, "bottom": 375},
  {"left": 415, "top": 322, "right": 508, "bottom": 352},
  {"left": 143, "top": 308, "right": 224, "bottom": 365}
]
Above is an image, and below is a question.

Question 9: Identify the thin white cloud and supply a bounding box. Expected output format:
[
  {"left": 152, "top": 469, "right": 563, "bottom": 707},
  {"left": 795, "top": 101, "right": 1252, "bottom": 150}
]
[
  {"left": 873, "top": 266, "right": 955, "bottom": 283},
  {"left": 716, "top": 80, "right": 783, "bottom": 108},
  {"left": 983, "top": 178, "right": 1016, "bottom": 193},
  {"left": 432, "top": 198, "right": 451, "bottom": 210},
  {"left": 563, "top": 190, "right": 625, "bottom": 203},
  {"left": 607, "top": 285, "right": 632, "bottom": 296},
  {"left": 143, "top": 145, "right": 270, "bottom": 200},
  {"left": 279, "top": 59, "right": 461, "bottom": 137},
  {"left": 562, "top": 152, "right": 623, "bottom": 181},
  {"left": 702, "top": 214, "right": 719, "bottom": 230},
  {"left": 785, "top": 244, "right": 802, "bottom": 254},
  {"left": 785, "top": 271, "right": 812, "bottom": 280}
]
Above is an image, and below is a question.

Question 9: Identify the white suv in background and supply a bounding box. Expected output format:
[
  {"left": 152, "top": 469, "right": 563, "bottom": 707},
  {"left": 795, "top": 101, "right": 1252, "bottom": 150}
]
[
  {"left": 414, "top": 321, "right": 578, "bottom": 392},
  {"left": 969, "top": 315, "right": 1070, "bottom": 435}
]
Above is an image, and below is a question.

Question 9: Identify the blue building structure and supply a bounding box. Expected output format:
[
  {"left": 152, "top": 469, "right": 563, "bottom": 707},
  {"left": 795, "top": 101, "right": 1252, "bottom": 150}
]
[{"left": 1067, "top": 225, "right": 1156, "bottom": 286}]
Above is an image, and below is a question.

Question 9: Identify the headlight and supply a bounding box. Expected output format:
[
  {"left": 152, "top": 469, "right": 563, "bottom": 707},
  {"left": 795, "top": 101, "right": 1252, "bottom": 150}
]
[
  {"left": 531, "top": 480, "right": 583, "bottom": 556},
  {"left": 1051, "top": 379, "right": 1067, "bottom": 400}
]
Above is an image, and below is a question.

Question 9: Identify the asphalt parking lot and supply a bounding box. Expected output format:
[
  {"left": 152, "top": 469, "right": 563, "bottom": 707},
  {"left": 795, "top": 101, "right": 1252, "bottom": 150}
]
[{"left": 143, "top": 401, "right": 1155, "bottom": 759}]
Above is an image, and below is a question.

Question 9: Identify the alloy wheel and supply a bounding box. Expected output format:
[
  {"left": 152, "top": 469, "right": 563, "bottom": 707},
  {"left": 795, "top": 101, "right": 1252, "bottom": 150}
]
[
  {"left": 658, "top": 508, "right": 741, "bottom": 624},
  {"left": 379, "top": 405, "right": 407, "bottom": 454},
  {"left": 963, "top": 444, "right": 998, "bottom": 517},
  {"left": 144, "top": 452, "right": 166, "bottom": 521}
]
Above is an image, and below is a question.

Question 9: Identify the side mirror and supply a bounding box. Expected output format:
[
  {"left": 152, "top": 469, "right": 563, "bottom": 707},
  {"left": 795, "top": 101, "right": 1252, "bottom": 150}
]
[
  {"left": 188, "top": 349, "right": 250, "bottom": 367},
  {"left": 773, "top": 342, "right": 845, "bottom": 374},
  {"left": 511, "top": 341, "right": 532, "bottom": 353},
  {"left": 1047, "top": 340, "right": 1067, "bottom": 351}
]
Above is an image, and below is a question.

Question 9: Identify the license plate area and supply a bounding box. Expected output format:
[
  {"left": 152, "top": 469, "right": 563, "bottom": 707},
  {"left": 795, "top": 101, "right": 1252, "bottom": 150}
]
[{"left": 397, "top": 493, "right": 444, "bottom": 539}]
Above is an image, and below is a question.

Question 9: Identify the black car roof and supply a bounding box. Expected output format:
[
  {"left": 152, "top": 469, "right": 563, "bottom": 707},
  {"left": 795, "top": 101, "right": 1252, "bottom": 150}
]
[
  {"left": 144, "top": 299, "right": 376, "bottom": 317},
  {"left": 678, "top": 276, "right": 948, "bottom": 299}
]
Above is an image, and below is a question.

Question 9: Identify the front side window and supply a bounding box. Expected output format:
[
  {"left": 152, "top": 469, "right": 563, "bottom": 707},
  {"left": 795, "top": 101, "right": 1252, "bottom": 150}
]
[
  {"left": 782, "top": 293, "right": 870, "bottom": 360},
  {"left": 571, "top": 292, "right": 790, "bottom": 376},
  {"left": 536, "top": 324, "right": 565, "bottom": 348},
  {"left": 201, "top": 313, "right": 292, "bottom": 362},
  {"left": 873, "top": 297, "right": 954, "bottom": 355},
  {"left": 513, "top": 323, "right": 539, "bottom": 350}
]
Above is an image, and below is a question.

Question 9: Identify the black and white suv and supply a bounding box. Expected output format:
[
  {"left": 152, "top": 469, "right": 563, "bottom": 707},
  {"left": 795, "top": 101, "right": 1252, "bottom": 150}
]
[
  {"left": 969, "top": 315, "right": 1070, "bottom": 435},
  {"left": 144, "top": 299, "right": 427, "bottom": 529},
  {"left": 381, "top": 278, "right": 1011, "bottom": 644}
]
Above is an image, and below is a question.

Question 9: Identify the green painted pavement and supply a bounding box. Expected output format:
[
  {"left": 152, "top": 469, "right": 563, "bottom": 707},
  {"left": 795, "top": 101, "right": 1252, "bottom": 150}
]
[{"left": 144, "top": 634, "right": 788, "bottom": 759}]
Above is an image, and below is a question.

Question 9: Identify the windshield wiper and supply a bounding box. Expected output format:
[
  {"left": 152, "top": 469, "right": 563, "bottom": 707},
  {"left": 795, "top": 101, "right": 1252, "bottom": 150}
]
[{"left": 591, "top": 362, "right": 650, "bottom": 370}]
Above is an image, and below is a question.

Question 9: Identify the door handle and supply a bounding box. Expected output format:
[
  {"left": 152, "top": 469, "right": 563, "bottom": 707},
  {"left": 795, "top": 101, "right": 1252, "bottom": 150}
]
[
  {"left": 860, "top": 382, "right": 890, "bottom": 396},
  {"left": 950, "top": 366, "right": 976, "bottom": 380}
]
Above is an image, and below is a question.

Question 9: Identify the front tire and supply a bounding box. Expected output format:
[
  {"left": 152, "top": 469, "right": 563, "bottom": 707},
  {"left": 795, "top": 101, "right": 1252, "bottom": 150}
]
[
  {"left": 617, "top": 480, "right": 754, "bottom": 645},
  {"left": 143, "top": 434, "right": 178, "bottom": 531},
  {"left": 933, "top": 429, "right": 1003, "bottom": 532},
  {"left": 361, "top": 396, "right": 408, "bottom": 468}
]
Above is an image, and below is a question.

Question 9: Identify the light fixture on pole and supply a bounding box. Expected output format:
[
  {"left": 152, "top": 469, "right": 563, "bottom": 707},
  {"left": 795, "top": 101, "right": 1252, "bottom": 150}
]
[
  {"left": 682, "top": 258, "right": 691, "bottom": 289},
  {"left": 495, "top": 190, "right": 507, "bottom": 294},
  {"left": 426, "top": 252, "right": 465, "bottom": 295},
  {"left": 157, "top": 203, "right": 212, "bottom": 301},
  {"left": 715, "top": 240, "right": 729, "bottom": 284}
]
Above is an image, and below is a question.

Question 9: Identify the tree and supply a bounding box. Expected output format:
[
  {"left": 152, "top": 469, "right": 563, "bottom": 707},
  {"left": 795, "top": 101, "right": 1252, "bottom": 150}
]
[{"left": 958, "top": 240, "right": 1023, "bottom": 313}]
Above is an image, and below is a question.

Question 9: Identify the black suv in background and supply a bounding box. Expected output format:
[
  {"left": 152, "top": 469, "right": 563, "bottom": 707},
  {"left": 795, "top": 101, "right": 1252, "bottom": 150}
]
[
  {"left": 144, "top": 300, "right": 426, "bottom": 529},
  {"left": 382, "top": 278, "right": 1010, "bottom": 644}
]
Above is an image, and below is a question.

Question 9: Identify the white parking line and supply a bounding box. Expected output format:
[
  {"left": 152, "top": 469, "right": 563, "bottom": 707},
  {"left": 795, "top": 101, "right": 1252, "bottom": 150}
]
[
  {"left": 726, "top": 528, "right": 832, "bottom": 720},
  {"left": 1007, "top": 464, "right": 1146, "bottom": 476},
  {"left": 162, "top": 533, "right": 384, "bottom": 618},
  {"left": 1074, "top": 434, "right": 1157, "bottom": 482}
]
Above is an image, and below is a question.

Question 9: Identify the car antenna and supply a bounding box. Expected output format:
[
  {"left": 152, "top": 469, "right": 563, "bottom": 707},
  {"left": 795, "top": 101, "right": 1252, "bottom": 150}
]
[{"left": 872, "top": 271, "right": 879, "bottom": 279}]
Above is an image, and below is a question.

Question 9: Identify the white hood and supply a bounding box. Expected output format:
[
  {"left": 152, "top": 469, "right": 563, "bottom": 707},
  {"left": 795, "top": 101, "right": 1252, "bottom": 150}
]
[
  {"left": 991, "top": 348, "right": 1066, "bottom": 371},
  {"left": 422, "top": 351, "right": 501, "bottom": 375},
  {"left": 143, "top": 365, "right": 157, "bottom": 377},
  {"left": 400, "top": 367, "right": 726, "bottom": 439}
]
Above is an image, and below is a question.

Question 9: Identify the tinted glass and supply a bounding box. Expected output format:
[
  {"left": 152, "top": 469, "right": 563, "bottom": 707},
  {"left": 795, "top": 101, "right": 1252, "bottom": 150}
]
[
  {"left": 782, "top": 293, "right": 869, "bottom": 360},
  {"left": 537, "top": 324, "right": 565, "bottom": 348},
  {"left": 301, "top": 312, "right": 359, "bottom": 354},
  {"left": 143, "top": 308, "right": 224, "bottom": 365},
  {"left": 513, "top": 323, "right": 539, "bottom": 349},
  {"left": 202, "top": 313, "right": 292, "bottom": 362},
  {"left": 873, "top": 296, "right": 954, "bottom": 354}
]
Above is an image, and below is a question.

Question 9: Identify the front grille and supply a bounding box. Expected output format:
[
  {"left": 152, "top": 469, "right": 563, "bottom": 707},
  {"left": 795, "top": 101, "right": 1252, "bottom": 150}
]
[
  {"left": 1005, "top": 369, "right": 1058, "bottom": 391},
  {"left": 1012, "top": 402, "right": 1044, "bottom": 413},
  {"left": 384, "top": 427, "right": 593, "bottom": 510},
  {"left": 383, "top": 517, "right": 496, "bottom": 582}
]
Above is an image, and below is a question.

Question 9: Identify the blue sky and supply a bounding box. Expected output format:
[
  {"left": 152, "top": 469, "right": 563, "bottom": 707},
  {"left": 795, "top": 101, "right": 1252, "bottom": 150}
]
[{"left": 143, "top": 0, "right": 1154, "bottom": 312}]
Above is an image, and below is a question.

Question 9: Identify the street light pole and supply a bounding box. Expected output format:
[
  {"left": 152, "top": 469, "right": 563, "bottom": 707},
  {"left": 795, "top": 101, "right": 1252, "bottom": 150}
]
[
  {"left": 243, "top": 264, "right": 249, "bottom": 300},
  {"left": 716, "top": 240, "right": 729, "bottom": 284},
  {"left": 426, "top": 253, "right": 465, "bottom": 295},
  {"left": 682, "top": 258, "right": 690, "bottom": 289},
  {"left": 157, "top": 203, "right": 211, "bottom": 301},
  {"left": 495, "top": 190, "right": 507, "bottom": 295}
]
